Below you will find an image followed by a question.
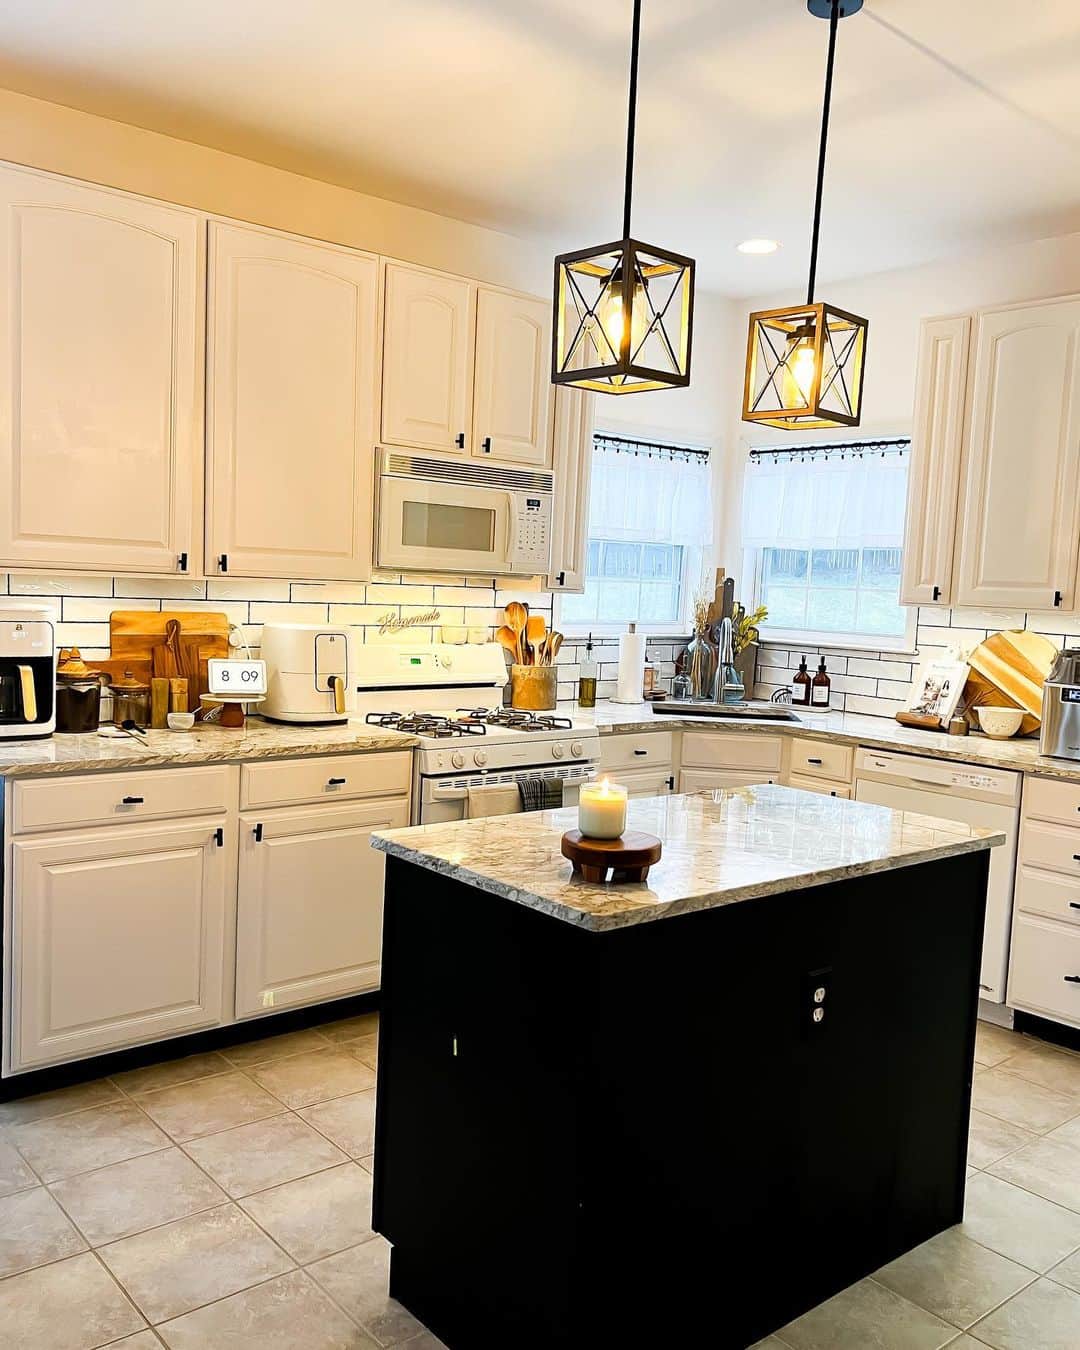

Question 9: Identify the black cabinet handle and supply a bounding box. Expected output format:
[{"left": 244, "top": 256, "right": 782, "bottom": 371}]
[
  {"left": 1070, "top": 902, "right": 1080, "bottom": 911},
  {"left": 481, "top": 436, "right": 492, "bottom": 454},
  {"left": 555, "top": 571, "right": 565, "bottom": 587},
  {"left": 932, "top": 585, "right": 941, "bottom": 601},
  {"left": 1072, "top": 855, "right": 1080, "bottom": 863},
  {"left": 177, "top": 552, "right": 188, "bottom": 573},
  {"left": 1066, "top": 975, "right": 1080, "bottom": 984},
  {"left": 218, "top": 554, "right": 229, "bottom": 573},
  {"left": 328, "top": 777, "right": 347, "bottom": 786},
  {"left": 634, "top": 749, "right": 648, "bottom": 756},
  {"left": 1055, "top": 590, "right": 1064, "bottom": 608},
  {"left": 214, "top": 826, "right": 224, "bottom": 847},
  {"left": 665, "top": 775, "right": 675, "bottom": 790},
  {"left": 253, "top": 822, "right": 264, "bottom": 843},
  {"left": 807, "top": 757, "right": 823, "bottom": 765},
  {"left": 455, "top": 432, "right": 465, "bottom": 449},
  {"left": 121, "top": 795, "right": 144, "bottom": 805}
]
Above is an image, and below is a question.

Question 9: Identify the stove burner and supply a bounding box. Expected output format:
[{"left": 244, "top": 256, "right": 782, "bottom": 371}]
[
  {"left": 457, "top": 707, "right": 574, "bottom": 732},
  {"left": 366, "top": 710, "right": 488, "bottom": 738}
]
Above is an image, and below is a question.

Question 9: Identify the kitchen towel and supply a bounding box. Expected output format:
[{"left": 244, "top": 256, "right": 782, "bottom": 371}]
[
  {"left": 518, "top": 776, "right": 564, "bottom": 812},
  {"left": 465, "top": 784, "right": 523, "bottom": 819}
]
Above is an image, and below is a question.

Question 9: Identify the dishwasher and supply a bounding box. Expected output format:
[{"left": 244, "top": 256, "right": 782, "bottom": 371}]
[{"left": 853, "top": 748, "right": 1021, "bottom": 1006}]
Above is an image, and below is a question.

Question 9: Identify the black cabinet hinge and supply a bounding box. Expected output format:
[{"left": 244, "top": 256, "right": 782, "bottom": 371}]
[
  {"left": 214, "top": 826, "right": 224, "bottom": 847},
  {"left": 253, "top": 822, "right": 264, "bottom": 843}
]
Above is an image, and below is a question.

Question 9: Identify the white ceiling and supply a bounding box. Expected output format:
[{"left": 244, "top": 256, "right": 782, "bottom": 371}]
[{"left": 0, "top": 0, "right": 1078, "bottom": 295}]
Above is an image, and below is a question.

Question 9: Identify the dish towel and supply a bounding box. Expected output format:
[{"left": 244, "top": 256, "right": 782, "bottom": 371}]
[
  {"left": 465, "top": 784, "right": 523, "bottom": 819},
  {"left": 518, "top": 776, "right": 564, "bottom": 812}
]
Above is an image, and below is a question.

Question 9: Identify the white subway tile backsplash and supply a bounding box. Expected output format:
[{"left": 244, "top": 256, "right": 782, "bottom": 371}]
[
  {"left": 432, "top": 587, "right": 479, "bottom": 607},
  {"left": 114, "top": 577, "right": 207, "bottom": 600},
  {"left": 63, "top": 597, "right": 159, "bottom": 622},
  {"left": 249, "top": 602, "right": 330, "bottom": 625},
  {"left": 287, "top": 581, "right": 366, "bottom": 604},
  {"left": 10, "top": 573, "right": 112, "bottom": 597},
  {"left": 327, "top": 603, "right": 399, "bottom": 625},
  {"left": 54, "top": 622, "right": 110, "bottom": 648},
  {"left": 366, "top": 583, "right": 435, "bottom": 605},
  {"left": 847, "top": 658, "right": 913, "bottom": 682},
  {"left": 207, "top": 578, "right": 291, "bottom": 602}
]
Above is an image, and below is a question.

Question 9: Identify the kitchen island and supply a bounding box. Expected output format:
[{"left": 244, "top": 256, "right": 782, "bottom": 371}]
[{"left": 370, "top": 787, "right": 1004, "bottom": 1349}]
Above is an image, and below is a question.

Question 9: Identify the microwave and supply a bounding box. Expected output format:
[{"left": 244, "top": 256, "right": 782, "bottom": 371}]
[{"left": 376, "top": 450, "right": 554, "bottom": 577}]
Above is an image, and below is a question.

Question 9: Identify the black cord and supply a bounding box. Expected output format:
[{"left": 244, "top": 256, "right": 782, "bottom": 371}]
[
  {"left": 806, "top": 0, "right": 840, "bottom": 304},
  {"left": 623, "top": 0, "right": 642, "bottom": 240}
]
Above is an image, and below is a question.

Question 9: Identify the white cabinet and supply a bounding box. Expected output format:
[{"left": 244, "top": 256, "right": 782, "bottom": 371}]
[
  {"left": 381, "top": 262, "right": 475, "bottom": 455},
  {"left": 235, "top": 796, "right": 408, "bottom": 1018},
  {"left": 0, "top": 164, "right": 204, "bottom": 575},
  {"left": 900, "top": 315, "right": 970, "bottom": 608},
  {"left": 10, "top": 819, "right": 231, "bottom": 1070},
  {"left": 679, "top": 767, "right": 778, "bottom": 791},
  {"left": 955, "top": 297, "right": 1080, "bottom": 610},
  {"left": 472, "top": 289, "right": 550, "bottom": 464},
  {"left": 206, "top": 222, "right": 379, "bottom": 580},
  {"left": 546, "top": 386, "right": 595, "bottom": 593}
]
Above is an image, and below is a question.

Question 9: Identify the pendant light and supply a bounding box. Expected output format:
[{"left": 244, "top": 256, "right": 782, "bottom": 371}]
[
  {"left": 742, "top": 0, "right": 868, "bottom": 430},
  {"left": 552, "top": 0, "right": 695, "bottom": 394}
]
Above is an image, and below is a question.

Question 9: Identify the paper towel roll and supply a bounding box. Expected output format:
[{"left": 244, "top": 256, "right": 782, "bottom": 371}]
[{"left": 614, "top": 625, "right": 647, "bottom": 704}]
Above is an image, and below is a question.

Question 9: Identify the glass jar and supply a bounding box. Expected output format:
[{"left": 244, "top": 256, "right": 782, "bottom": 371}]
[
  {"left": 671, "top": 672, "right": 692, "bottom": 701},
  {"left": 55, "top": 647, "right": 103, "bottom": 734},
  {"left": 685, "top": 633, "right": 717, "bottom": 702},
  {"left": 111, "top": 670, "right": 151, "bottom": 728}
]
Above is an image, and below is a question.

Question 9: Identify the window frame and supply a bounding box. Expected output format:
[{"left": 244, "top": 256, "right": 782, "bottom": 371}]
[{"left": 557, "top": 537, "right": 698, "bottom": 638}]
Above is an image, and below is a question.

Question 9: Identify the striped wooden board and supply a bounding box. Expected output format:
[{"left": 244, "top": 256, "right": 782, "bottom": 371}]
[{"left": 964, "top": 630, "right": 1059, "bottom": 734}]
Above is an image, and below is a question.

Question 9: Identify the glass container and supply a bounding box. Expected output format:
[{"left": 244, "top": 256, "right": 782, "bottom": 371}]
[
  {"left": 55, "top": 647, "right": 103, "bottom": 734},
  {"left": 685, "top": 633, "right": 717, "bottom": 702},
  {"left": 111, "top": 670, "right": 151, "bottom": 728}
]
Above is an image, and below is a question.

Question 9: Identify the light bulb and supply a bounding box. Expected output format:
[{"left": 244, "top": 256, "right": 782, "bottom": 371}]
[
  {"left": 597, "top": 275, "right": 651, "bottom": 361},
  {"left": 783, "top": 326, "right": 817, "bottom": 407}
]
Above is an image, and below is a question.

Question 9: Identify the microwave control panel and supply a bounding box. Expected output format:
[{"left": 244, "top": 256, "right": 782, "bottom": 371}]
[{"left": 511, "top": 495, "right": 552, "bottom": 569}]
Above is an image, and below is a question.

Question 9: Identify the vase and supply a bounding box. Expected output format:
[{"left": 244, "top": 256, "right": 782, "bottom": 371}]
[{"left": 685, "top": 633, "right": 717, "bottom": 702}]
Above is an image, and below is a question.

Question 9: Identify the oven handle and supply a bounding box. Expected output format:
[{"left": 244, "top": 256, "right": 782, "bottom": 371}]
[{"left": 432, "top": 786, "right": 469, "bottom": 800}]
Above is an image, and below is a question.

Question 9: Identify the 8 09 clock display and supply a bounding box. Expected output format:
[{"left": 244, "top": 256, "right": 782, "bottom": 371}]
[{"left": 207, "top": 659, "right": 267, "bottom": 697}]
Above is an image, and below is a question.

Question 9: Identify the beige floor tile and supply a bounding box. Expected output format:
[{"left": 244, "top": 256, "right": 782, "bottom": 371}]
[
  {"left": 972, "top": 1068, "right": 1079, "bottom": 1134},
  {"left": 50, "top": 1146, "right": 227, "bottom": 1246},
  {"left": 223, "top": 1028, "right": 332, "bottom": 1068},
  {"left": 971, "top": 1276, "right": 1080, "bottom": 1348},
  {"left": 112, "top": 1051, "right": 233, "bottom": 1097},
  {"left": 10, "top": 1101, "right": 170, "bottom": 1183},
  {"left": 968, "top": 1110, "right": 1037, "bottom": 1170},
  {"left": 962, "top": 1172, "right": 1080, "bottom": 1271},
  {"left": 988, "top": 1137, "right": 1080, "bottom": 1213},
  {"left": 873, "top": 1227, "right": 1036, "bottom": 1329},
  {"left": 396, "top": 1335, "right": 448, "bottom": 1350},
  {"left": 0, "top": 1185, "right": 87, "bottom": 1276},
  {"left": 778, "top": 1277, "right": 956, "bottom": 1349},
  {"left": 299, "top": 1089, "right": 376, "bottom": 1158},
  {"left": 308, "top": 1237, "right": 426, "bottom": 1345},
  {"left": 358, "top": 1153, "right": 375, "bottom": 1174},
  {"left": 137, "top": 1072, "right": 285, "bottom": 1141},
  {"left": 240, "top": 1161, "right": 373, "bottom": 1263},
  {"left": 319, "top": 1013, "right": 379, "bottom": 1044},
  {"left": 183, "top": 1113, "right": 348, "bottom": 1198},
  {"left": 749, "top": 1341, "right": 791, "bottom": 1350},
  {"left": 0, "top": 1134, "right": 38, "bottom": 1197},
  {"left": 974, "top": 1022, "right": 1027, "bottom": 1069},
  {"left": 997, "top": 1044, "right": 1080, "bottom": 1099},
  {"left": 0, "top": 1250, "right": 145, "bottom": 1349},
  {"left": 349, "top": 1035, "right": 379, "bottom": 1070},
  {"left": 100, "top": 1202, "right": 294, "bottom": 1323},
  {"left": 249, "top": 1048, "right": 377, "bottom": 1109},
  {"left": 156, "top": 1268, "right": 377, "bottom": 1349},
  {"left": 1048, "top": 1244, "right": 1080, "bottom": 1294},
  {"left": 1045, "top": 1110, "right": 1080, "bottom": 1150},
  {"left": 107, "top": 1335, "right": 167, "bottom": 1348},
  {"left": 942, "top": 1338, "right": 991, "bottom": 1348},
  {"left": 0, "top": 1077, "right": 123, "bottom": 1129}
]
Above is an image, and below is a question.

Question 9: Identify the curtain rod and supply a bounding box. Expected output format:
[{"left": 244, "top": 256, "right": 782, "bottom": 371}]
[
  {"left": 595, "top": 432, "right": 711, "bottom": 460},
  {"left": 749, "top": 436, "right": 909, "bottom": 461}
]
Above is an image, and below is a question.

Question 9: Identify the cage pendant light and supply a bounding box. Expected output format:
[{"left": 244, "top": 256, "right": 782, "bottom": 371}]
[
  {"left": 552, "top": 0, "right": 695, "bottom": 394},
  {"left": 742, "top": 0, "right": 868, "bottom": 430}
]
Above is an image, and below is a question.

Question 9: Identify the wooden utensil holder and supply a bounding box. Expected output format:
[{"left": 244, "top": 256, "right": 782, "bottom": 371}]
[{"left": 511, "top": 663, "right": 557, "bottom": 711}]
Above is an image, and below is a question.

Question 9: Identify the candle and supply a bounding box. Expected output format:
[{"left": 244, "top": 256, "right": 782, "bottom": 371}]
[{"left": 578, "top": 778, "right": 628, "bottom": 840}]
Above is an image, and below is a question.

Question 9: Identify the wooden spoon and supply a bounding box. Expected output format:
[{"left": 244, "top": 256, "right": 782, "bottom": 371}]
[
  {"left": 526, "top": 614, "right": 547, "bottom": 647},
  {"left": 495, "top": 626, "right": 519, "bottom": 659},
  {"left": 504, "top": 601, "right": 528, "bottom": 664},
  {"left": 547, "top": 631, "right": 563, "bottom": 664}
]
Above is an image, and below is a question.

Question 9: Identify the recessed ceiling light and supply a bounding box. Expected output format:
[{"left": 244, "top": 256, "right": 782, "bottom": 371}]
[{"left": 737, "top": 238, "right": 781, "bottom": 255}]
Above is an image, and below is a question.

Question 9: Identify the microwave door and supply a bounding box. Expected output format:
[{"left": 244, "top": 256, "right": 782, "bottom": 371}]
[{"left": 378, "top": 477, "right": 513, "bottom": 573}]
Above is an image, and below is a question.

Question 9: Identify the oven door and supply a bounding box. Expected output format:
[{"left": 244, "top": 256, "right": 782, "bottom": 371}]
[
  {"left": 377, "top": 472, "right": 517, "bottom": 575},
  {"left": 418, "top": 762, "right": 596, "bottom": 824}
]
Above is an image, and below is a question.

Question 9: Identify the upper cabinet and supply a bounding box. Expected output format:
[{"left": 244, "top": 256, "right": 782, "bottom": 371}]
[
  {"left": 955, "top": 298, "right": 1080, "bottom": 611},
  {"left": 381, "top": 262, "right": 552, "bottom": 468},
  {"left": 381, "top": 262, "right": 475, "bottom": 455},
  {"left": 546, "top": 386, "right": 595, "bottom": 593},
  {"left": 900, "top": 316, "right": 970, "bottom": 608},
  {"left": 0, "top": 165, "right": 204, "bottom": 574},
  {"left": 206, "top": 222, "right": 379, "bottom": 580}
]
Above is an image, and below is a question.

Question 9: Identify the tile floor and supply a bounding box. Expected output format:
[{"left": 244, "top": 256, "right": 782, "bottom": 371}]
[{"left": 0, "top": 1015, "right": 1079, "bottom": 1347}]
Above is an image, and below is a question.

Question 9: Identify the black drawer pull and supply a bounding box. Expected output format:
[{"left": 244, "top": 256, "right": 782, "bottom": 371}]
[
  {"left": 253, "top": 822, "right": 264, "bottom": 843},
  {"left": 328, "top": 777, "right": 347, "bottom": 786},
  {"left": 633, "top": 749, "right": 648, "bottom": 756},
  {"left": 1073, "top": 855, "right": 1080, "bottom": 863},
  {"left": 1066, "top": 975, "right": 1080, "bottom": 984},
  {"left": 121, "top": 796, "right": 144, "bottom": 805},
  {"left": 807, "top": 757, "right": 823, "bottom": 765},
  {"left": 1070, "top": 902, "right": 1080, "bottom": 911}
]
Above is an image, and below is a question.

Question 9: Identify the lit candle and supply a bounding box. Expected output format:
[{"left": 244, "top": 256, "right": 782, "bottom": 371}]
[{"left": 578, "top": 777, "right": 628, "bottom": 840}]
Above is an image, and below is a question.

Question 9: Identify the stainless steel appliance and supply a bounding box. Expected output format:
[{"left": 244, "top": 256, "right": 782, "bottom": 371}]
[
  {"left": 1040, "top": 648, "right": 1080, "bottom": 761},
  {"left": 376, "top": 449, "right": 553, "bottom": 577},
  {"left": 350, "top": 642, "right": 600, "bottom": 823},
  {"left": 0, "top": 605, "right": 56, "bottom": 739},
  {"left": 261, "top": 622, "right": 350, "bottom": 724}
]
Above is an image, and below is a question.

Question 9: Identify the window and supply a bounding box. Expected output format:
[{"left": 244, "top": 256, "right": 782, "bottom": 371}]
[
  {"left": 741, "top": 442, "right": 913, "bottom": 648},
  {"left": 559, "top": 435, "right": 712, "bottom": 634}
]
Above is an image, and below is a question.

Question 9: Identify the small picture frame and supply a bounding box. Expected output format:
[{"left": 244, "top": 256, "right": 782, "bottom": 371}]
[{"left": 905, "top": 658, "right": 968, "bottom": 725}]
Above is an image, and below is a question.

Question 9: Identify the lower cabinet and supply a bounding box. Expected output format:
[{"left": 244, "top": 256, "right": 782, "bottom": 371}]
[
  {"left": 679, "top": 767, "right": 778, "bottom": 791},
  {"left": 235, "top": 796, "right": 409, "bottom": 1019},
  {"left": 615, "top": 767, "right": 677, "bottom": 799},
  {"left": 11, "top": 818, "right": 231, "bottom": 1070}
]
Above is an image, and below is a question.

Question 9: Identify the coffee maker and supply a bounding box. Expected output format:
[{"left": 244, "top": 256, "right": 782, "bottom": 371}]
[{"left": 0, "top": 605, "right": 56, "bottom": 739}]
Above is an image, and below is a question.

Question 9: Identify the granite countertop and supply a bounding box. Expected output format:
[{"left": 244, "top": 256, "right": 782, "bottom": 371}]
[
  {"left": 371, "top": 785, "right": 1005, "bottom": 932},
  {"left": 573, "top": 700, "right": 1078, "bottom": 779},
  {"left": 0, "top": 718, "right": 418, "bottom": 778}
]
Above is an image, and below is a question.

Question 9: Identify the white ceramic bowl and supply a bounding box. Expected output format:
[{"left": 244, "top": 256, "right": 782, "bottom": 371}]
[
  {"left": 976, "top": 706, "right": 1024, "bottom": 739},
  {"left": 167, "top": 712, "right": 195, "bottom": 732}
]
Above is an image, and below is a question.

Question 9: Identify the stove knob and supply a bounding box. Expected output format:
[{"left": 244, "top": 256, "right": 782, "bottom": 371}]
[
  {"left": 570, "top": 741, "right": 584, "bottom": 758},
  {"left": 551, "top": 743, "right": 565, "bottom": 759},
  {"left": 473, "top": 749, "right": 488, "bottom": 767},
  {"left": 451, "top": 751, "right": 466, "bottom": 769}
]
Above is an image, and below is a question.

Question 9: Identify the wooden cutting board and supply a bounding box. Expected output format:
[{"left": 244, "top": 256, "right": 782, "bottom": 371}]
[
  {"left": 964, "top": 629, "right": 1059, "bottom": 734},
  {"left": 110, "top": 611, "right": 230, "bottom": 662}
]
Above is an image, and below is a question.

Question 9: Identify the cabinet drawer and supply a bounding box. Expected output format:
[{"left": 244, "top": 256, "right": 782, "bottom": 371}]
[
  {"left": 788, "top": 738, "right": 853, "bottom": 784},
  {"left": 1007, "top": 914, "right": 1080, "bottom": 1029},
  {"left": 787, "top": 772, "right": 851, "bottom": 799},
  {"left": 616, "top": 767, "right": 677, "bottom": 799},
  {"left": 241, "top": 751, "right": 411, "bottom": 809},
  {"left": 12, "top": 765, "right": 235, "bottom": 835},
  {"left": 1023, "top": 775, "right": 1080, "bottom": 827},
  {"left": 680, "top": 768, "right": 778, "bottom": 792},
  {"left": 599, "top": 732, "right": 674, "bottom": 773},
  {"left": 681, "top": 732, "right": 782, "bottom": 772},
  {"left": 1019, "top": 820, "right": 1080, "bottom": 877},
  {"left": 1015, "top": 865, "right": 1080, "bottom": 927}
]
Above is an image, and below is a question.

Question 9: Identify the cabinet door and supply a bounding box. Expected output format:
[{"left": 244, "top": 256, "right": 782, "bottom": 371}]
[
  {"left": 546, "top": 386, "right": 595, "bottom": 592},
  {"left": 236, "top": 797, "right": 409, "bottom": 1018},
  {"left": 11, "top": 819, "right": 230, "bottom": 1070},
  {"left": 207, "top": 223, "right": 379, "bottom": 580},
  {"left": 617, "top": 767, "right": 676, "bottom": 798},
  {"left": 0, "top": 165, "right": 203, "bottom": 574},
  {"left": 956, "top": 298, "right": 1080, "bottom": 610},
  {"left": 472, "top": 288, "right": 551, "bottom": 465},
  {"left": 900, "top": 316, "right": 970, "bottom": 607},
  {"left": 381, "top": 262, "right": 474, "bottom": 454}
]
